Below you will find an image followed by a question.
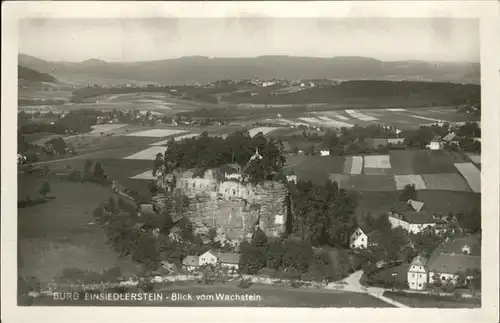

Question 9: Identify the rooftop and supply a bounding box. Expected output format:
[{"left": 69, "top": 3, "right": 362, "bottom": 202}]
[
  {"left": 411, "top": 255, "right": 429, "bottom": 267},
  {"left": 212, "top": 251, "right": 241, "bottom": 264},
  {"left": 427, "top": 253, "right": 480, "bottom": 274},
  {"left": 182, "top": 255, "right": 199, "bottom": 267},
  {"left": 399, "top": 211, "right": 438, "bottom": 224}
]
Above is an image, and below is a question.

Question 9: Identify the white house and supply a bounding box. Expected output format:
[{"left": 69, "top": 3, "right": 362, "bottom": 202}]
[
  {"left": 407, "top": 255, "right": 429, "bottom": 290},
  {"left": 349, "top": 226, "right": 382, "bottom": 249},
  {"left": 199, "top": 250, "right": 220, "bottom": 266},
  {"left": 427, "top": 236, "right": 481, "bottom": 286},
  {"left": 320, "top": 150, "right": 330, "bottom": 156},
  {"left": 199, "top": 250, "right": 241, "bottom": 271},
  {"left": 427, "top": 135, "right": 444, "bottom": 150}
]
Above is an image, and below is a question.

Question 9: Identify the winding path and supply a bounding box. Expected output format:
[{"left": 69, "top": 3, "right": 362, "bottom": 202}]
[{"left": 327, "top": 270, "right": 408, "bottom": 308}]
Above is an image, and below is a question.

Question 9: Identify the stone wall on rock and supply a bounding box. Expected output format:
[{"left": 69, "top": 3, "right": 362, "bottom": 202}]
[{"left": 153, "top": 170, "right": 288, "bottom": 242}]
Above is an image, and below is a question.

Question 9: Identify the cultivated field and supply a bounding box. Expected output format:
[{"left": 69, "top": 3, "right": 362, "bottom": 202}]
[
  {"left": 284, "top": 149, "right": 479, "bottom": 193},
  {"left": 467, "top": 154, "right": 481, "bottom": 165},
  {"left": 150, "top": 133, "right": 201, "bottom": 146},
  {"left": 89, "top": 123, "right": 128, "bottom": 135},
  {"left": 123, "top": 146, "right": 168, "bottom": 160},
  {"left": 394, "top": 175, "right": 427, "bottom": 190},
  {"left": 420, "top": 173, "right": 471, "bottom": 192},
  {"left": 299, "top": 107, "right": 478, "bottom": 131},
  {"left": 125, "top": 129, "right": 188, "bottom": 138},
  {"left": 248, "top": 127, "right": 279, "bottom": 137},
  {"left": 454, "top": 163, "right": 481, "bottom": 193}
]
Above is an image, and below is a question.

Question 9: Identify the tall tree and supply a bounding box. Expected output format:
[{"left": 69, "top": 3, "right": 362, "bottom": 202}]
[{"left": 399, "top": 184, "right": 417, "bottom": 201}]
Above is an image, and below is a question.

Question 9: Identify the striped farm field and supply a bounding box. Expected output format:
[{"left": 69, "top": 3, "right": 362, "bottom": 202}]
[
  {"left": 454, "top": 163, "right": 481, "bottom": 193},
  {"left": 364, "top": 155, "right": 391, "bottom": 169},
  {"left": 412, "top": 150, "right": 457, "bottom": 173},
  {"left": 150, "top": 133, "right": 200, "bottom": 145},
  {"left": 389, "top": 150, "right": 468, "bottom": 175},
  {"left": 394, "top": 175, "right": 427, "bottom": 190},
  {"left": 285, "top": 155, "right": 345, "bottom": 185},
  {"left": 328, "top": 173, "right": 350, "bottom": 188},
  {"left": 363, "top": 167, "right": 392, "bottom": 175},
  {"left": 130, "top": 169, "right": 156, "bottom": 180},
  {"left": 125, "top": 129, "right": 188, "bottom": 138},
  {"left": 467, "top": 154, "right": 481, "bottom": 165},
  {"left": 89, "top": 123, "right": 128, "bottom": 135},
  {"left": 345, "top": 175, "right": 396, "bottom": 191},
  {"left": 420, "top": 173, "right": 472, "bottom": 192},
  {"left": 343, "top": 156, "right": 363, "bottom": 174},
  {"left": 344, "top": 110, "right": 378, "bottom": 122},
  {"left": 123, "top": 146, "right": 167, "bottom": 160},
  {"left": 248, "top": 127, "right": 278, "bottom": 137}
]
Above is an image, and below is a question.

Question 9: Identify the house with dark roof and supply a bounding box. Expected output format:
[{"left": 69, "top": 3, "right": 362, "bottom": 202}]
[
  {"left": 406, "top": 236, "right": 481, "bottom": 290},
  {"left": 389, "top": 199, "right": 445, "bottom": 234},
  {"left": 182, "top": 255, "right": 200, "bottom": 271},
  {"left": 349, "top": 225, "right": 383, "bottom": 249}
]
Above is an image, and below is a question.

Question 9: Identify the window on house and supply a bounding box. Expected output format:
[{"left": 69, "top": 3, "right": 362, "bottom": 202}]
[
  {"left": 361, "top": 238, "right": 364, "bottom": 242},
  {"left": 412, "top": 274, "right": 415, "bottom": 278},
  {"left": 442, "top": 276, "right": 446, "bottom": 281},
  {"left": 351, "top": 244, "right": 355, "bottom": 248},
  {"left": 193, "top": 182, "right": 196, "bottom": 188},
  {"left": 418, "top": 283, "right": 422, "bottom": 287}
]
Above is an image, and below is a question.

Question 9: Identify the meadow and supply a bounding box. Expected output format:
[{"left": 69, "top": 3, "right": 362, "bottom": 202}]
[{"left": 18, "top": 174, "right": 141, "bottom": 284}]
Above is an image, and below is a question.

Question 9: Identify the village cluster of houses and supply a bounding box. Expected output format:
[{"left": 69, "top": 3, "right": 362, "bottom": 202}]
[
  {"left": 350, "top": 199, "right": 480, "bottom": 291},
  {"left": 425, "top": 121, "right": 481, "bottom": 151}
]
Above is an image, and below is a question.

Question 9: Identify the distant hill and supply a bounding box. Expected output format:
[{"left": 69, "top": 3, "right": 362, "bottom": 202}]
[
  {"left": 18, "top": 65, "right": 58, "bottom": 83},
  {"left": 19, "top": 54, "right": 480, "bottom": 85}
]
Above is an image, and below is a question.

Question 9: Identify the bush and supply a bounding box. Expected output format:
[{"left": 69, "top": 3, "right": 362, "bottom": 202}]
[
  {"left": 238, "top": 278, "right": 253, "bottom": 289},
  {"left": 138, "top": 280, "right": 155, "bottom": 292},
  {"left": 66, "top": 170, "right": 82, "bottom": 182},
  {"left": 258, "top": 268, "right": 277, "bottom": 277}
]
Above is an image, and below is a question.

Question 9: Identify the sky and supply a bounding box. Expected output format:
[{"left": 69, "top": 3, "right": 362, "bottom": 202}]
[{"left": 18, "top": 18, "right": 480, "bottom": 63}]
